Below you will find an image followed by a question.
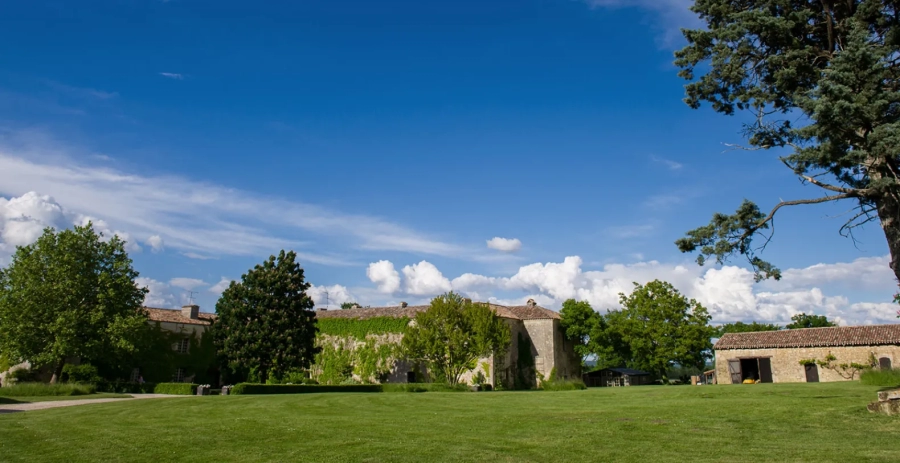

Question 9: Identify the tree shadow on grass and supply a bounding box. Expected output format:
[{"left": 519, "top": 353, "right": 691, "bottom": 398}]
[{"left": 0, "top": 397, "right": 28, "bottom": 405}]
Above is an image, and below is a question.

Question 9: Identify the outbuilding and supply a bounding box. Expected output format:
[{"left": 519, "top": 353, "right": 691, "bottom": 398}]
[
  {"left": 583, "top": 367, "right": 651, "bottom": 387},
  {"left": 713, "top": 324, "right": 900, "bottom": 384}
]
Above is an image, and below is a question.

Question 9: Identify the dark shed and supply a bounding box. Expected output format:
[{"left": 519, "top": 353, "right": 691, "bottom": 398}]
[{"left": 583, "top": 367, "right": 652, "bottom": 387}]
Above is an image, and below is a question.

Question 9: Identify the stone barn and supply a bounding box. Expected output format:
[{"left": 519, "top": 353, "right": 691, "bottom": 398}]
[
  {"left": 314, "top": 299, "right": 581, "bottom": 388},
  {"left": 713, "top": 324, "right": 900, "bottom": 384}
]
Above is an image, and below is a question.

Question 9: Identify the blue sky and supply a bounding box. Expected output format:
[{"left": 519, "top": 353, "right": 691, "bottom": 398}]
[{"left": 0, "top": 0, "right": 896, "bottom": 325}]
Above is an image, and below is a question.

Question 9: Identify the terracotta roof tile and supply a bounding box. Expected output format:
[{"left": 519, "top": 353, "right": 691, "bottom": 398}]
[
  {"left": 314, "top": 303, "right": 560, "bottom": 321},
  {"left": 145, "top": 307, "right": 216, "bottom": 326},
  {"left": 714, "top": 324, "right": 900, "bottom": 350}
]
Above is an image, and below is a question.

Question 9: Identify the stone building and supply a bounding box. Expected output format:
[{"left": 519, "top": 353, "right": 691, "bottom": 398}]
[
  {"left": 713, "top": 324, "right": 900, "bottom": 384},
  {"left": 314, "top": 299, "right": 581, "bottom": 388},
  {"left": 144, "top": 305, "right": 217, "bottom": 383}
]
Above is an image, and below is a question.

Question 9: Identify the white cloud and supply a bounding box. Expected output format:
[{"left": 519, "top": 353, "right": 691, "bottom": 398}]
[
  {"left": 384, "top": 254, "right": 899, "bottom": 326},
  {"left": 168, "top": 277, "right": 207, "bottom": 291},
  {"left": 0, "top": 134, "right": 470, "bottom": 264},
  {"left": 486, "top": 237, "right": 522, "bottom": 252},
  {"left": 159, "top": 72, "right": 184, "bottom": 80},
  {"left": 135, "top": 277, "right": 177, "bottom": 308},
  {"left": 402, "top": 261, "right": 452, "bottom": 295},
  {"left": 308, "top": 284, "right": 355, "bottom": 308},
  {"left": 651, "top": 155, "right": 683, "bottom": 170},
  {"left": 367, "top": 260, "right": 401, "bottom": 293},
  {"left": 585, "top": 0, "right": 702, "bottom": 47},
  {"left": 147, "top": 235, "right": 164, "bottom": 253},
  {"left": 209, "top": 277, "right": 233, "bottom": 295},
  {"left": 183, "top": 252, "right": 214, "bottom": 260}
]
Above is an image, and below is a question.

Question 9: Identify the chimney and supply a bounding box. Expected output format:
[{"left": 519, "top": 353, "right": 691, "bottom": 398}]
[
  {"left": 181, "top": 304, "right": 200, "bottom": 320},
  {"left": 526, "top": 299, "right": 536, "bottom": 308},
  {"left": 400, "top": 301, "right": 408, "bottom": 308},
  {"left": 352, "top": 303, "right": 361, "bottom": 309}
]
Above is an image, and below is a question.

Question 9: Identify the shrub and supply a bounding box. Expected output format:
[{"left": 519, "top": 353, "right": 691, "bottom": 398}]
[
  {"left": 229, "top": 383, "right": 383, "bottom": 395},
  {"left": 860, "top": 369, "right": 900, "bottom": 387},
  {"left": 7, "top": 367, "right": 38, "bottom": 383},
  {"left": 540, "top": 379, "right": 587, "bottom": 391},
  {"left": 153, "top": 383, "right": 199, "bottom": 395},
  {"left": 0, "top": 382, "right": 96, "bottom": 397},
  {"left": 381, "top": 383, "right": 470, "bottom": 393},
  {"left": 63, "top": 363, "right": 101, "bottom": 384}
]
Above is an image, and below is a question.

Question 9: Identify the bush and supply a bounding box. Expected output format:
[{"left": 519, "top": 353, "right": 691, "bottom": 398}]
[
  {"left": 153, "top": 383, "right": 199, "bottom": 395},
  {"left": 63, "top": 363, "right": 101, "bottom": 384},
  {"left": 539, "top": 379, "right": 587, "bottom": 391},
  {"left": 6, "top": 367, "right": 38, "bottom": 383},
  {"left": 860, "top": 369, "right": 900, "bottom": 387},
  {"left": 0, "top": 382, "right": 96, "bottom": 397},
  {"left": 381, "top": 383, "right": 471, "bottom": 393},
  {"left": 229, "top": 383, "right": 383, "bottom": 395}
]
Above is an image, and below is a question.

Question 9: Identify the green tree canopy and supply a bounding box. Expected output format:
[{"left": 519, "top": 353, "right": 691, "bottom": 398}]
[
  {"left": 401, "top": 292, "right": 510, "bottom": 386},
  {"left": 559, "top": 299, "right": 601, "bottom": 364},
  {"left": 611, "top": 280, "right": 715, "bottom": 380},
  {"left": 0, "top": 224, "right": 148, "bottom": 383},
  {"left": 213, "top": 250, "right": 318, "bottom": 384},
  {"left": 674, "top": 1, "right": 900, "bottom": 284},
  {"left": 785, "top": 313, "right": 837, "bottom": 329},
  {"left": 715, "top": 321, "right": 783, "bottom": 337}
]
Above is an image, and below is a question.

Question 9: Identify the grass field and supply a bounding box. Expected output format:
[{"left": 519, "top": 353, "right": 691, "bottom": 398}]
[
  {"left": 0, "top": 393, "right": 131, "bottom": 405},
  {"left": 1, "top": 382, "right": 898, "bottom": 462}
]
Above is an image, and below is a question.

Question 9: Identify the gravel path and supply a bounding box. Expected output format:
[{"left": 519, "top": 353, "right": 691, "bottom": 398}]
[{"left": 0, "top": 394, "right": 192, "bottom": 413}]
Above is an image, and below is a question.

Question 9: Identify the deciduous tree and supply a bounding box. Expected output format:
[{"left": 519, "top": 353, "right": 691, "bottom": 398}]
[
  {"left": 611, "top": 280, "right": 715, "bottom": 380},
  {"left": 786, "top": 313, "right": 837, "bottom": 329},
  {"left": 674, "top": 1, "right": 900, "bottom": 284},
  {"left": 213, "top": 250, "right": 318, "bottom": 384},
  {"left": 401, "top": 292, "right": 510, "bottom": 386},
  {"left": 559, "top": 299, "right": 600, "bottom": 364},
  {"left": 0, "top": 224, "right": 148, "bottom": 383},
  {"left": 715, "top": 321, "right": 782, "bottom": 337}
]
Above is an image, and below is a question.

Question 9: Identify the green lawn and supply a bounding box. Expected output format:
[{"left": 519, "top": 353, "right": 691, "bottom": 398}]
[
  {"left": 0, "top": 393, "right": 131, "bottom": 405},
  {"left": 1, "top": 382, "right": 898, "bottom": 462}
]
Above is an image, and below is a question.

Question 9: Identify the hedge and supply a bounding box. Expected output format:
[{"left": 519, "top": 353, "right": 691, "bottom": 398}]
[
  {"left": 95, "top": 380, "right": 157, "bottom": 394},
  {"left": 153, "top": 383, "right": 199, "bottom": 395},
  {"left": 381, "top": 383, "right": 470, "bottom": 393},
  {"left": 230, "top": 383, "right": 383, "bottom": 395}
]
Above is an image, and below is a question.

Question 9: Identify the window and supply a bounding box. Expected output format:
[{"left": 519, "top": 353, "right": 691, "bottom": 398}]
[
  {"left": 173, "top": 368, "right": 186, "bottom": 383},
  {"left": 880, "top": 357, "right": 892, "bottom": 370},
  {"left": 175, "top": 338, "right": 189, "bottom": 354}
]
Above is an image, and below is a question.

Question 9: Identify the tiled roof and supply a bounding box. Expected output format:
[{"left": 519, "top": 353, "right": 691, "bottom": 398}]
[
  {"left": 145, "top": 307, "right": 217, "bottom": 326},
  {"left": 714, "top": 324, "right": 900, "bottom": 350},
  {"left": 315, "top": 303, "right": 560, "bottom": 321}
]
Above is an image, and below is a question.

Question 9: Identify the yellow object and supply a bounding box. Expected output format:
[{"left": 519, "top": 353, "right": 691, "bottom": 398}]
[{"left": 742, "top": 378, "right": 756, "bottom": 384}]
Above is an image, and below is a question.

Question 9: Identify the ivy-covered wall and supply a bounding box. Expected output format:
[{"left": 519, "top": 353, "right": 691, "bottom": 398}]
[
  {"left": 317, "top": 317, "right": 411, "bottom": 338},
  {"left": 309, "top": 317, "right": 411, "bottom": 385}
]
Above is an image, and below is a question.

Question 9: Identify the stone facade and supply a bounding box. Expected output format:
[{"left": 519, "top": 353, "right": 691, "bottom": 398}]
[{"left": 713, "top": 325, "right": 900, "bottom": 384}]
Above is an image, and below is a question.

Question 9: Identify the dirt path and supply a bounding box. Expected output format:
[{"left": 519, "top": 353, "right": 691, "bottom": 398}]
[{"left": 0, "top": 394, "right": 192, "bottom": 413}]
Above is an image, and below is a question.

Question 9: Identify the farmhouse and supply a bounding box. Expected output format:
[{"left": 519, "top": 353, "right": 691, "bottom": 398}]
[
  {"left": 143, "top": 305, "right": 217, "bottom": 383},
  {"left": 314, "top": 299, "right": 581, "bottom": 388},
  {"left": 713, "top": 324, "right": 900, "bottom": 384}
]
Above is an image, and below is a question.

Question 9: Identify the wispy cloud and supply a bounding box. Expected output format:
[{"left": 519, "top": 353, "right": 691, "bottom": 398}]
[
  {"left": 42, "top": 80, "right": 118, "bottom": 100},
  {"left": 606, "top": 223, "right": 656, "bottom": 239},
  {"left": 158, "top": 72, "right": 184, "bottom": 80},
  {"left": 0, "top": 130, "right": 472, "bottom": 265},
  {"left": 584, "top": 0, "right": 702, "bottom": 48},
  {"left": 651, "top": 155, "right": 683, "bottom": 171}
]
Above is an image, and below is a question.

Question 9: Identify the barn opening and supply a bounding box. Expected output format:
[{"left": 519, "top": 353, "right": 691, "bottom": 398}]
[{"left": 728, "top": 357, "right": 773, "bottom": 383}]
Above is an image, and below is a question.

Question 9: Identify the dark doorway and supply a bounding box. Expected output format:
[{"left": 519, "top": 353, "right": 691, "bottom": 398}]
[
  {"left": 880, "top": 357, "right": 892, "bottom": 370},
  {"left": 758, "top": 358, "right": 773, "bottom": 383},
  {"left": 805, "top": 364, "right": 820, "bottom": 383},
  {"left": 406, "top": 371, "right": 416, "bottom": 383},
  {"left": 728, "top": 360, "right": 742, "bottom": 384},
  {"left": 740, "top": 358, "right": 761, "bottom": 382}
]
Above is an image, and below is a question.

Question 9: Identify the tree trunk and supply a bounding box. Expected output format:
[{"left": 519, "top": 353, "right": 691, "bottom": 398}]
[
  {"left": 49, "top": 358, "right": 65, "bottom": 384},
  {"left": 874, "top": 193, "right": 900, "bottom": 284}
]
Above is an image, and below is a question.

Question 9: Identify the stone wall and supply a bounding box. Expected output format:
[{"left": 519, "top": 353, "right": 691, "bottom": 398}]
[{"left": 714, "top": 345, "right": 900, "bottom": 384}]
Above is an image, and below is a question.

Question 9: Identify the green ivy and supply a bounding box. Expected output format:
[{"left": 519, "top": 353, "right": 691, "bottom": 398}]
[
  {"left": 317, "top": 317, "right": 410, "bottom": 338},
  {"left": 515, "top": 332, "right": 535, "bottom": 390},
  {"left": 313, "top": 340, "right": 355, "bottom": 385}
]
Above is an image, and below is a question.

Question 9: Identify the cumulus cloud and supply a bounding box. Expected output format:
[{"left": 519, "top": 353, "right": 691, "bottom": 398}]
[
  {"left": 0, "top": 192, "right": 138, "bottom": 254},
  {"left": 486, "top": 237, "right": 522, "bottom": 252},
  {"left": 147, "top": 235, "right": 164, "bottom": 252},
  {"left": 168, "top": 277, "right": 207, "bottom": 291},
  {"left": 208, "top": 277, "right": 233, "bottom": 295},
  {"left": 308, "top": 284, "right": 355, "bottom": 308},
  {"left": 135, "top": 277, "right": 177, "bottom": 308},
  {"left": 402, "top": 261, "right": 452, "bottom": 295},
  {"left": 367, "top": 260, "right": 401, "bottom": 293},
  {"left": 372, "top": 255, "right": 898, "bottom": 326}
]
